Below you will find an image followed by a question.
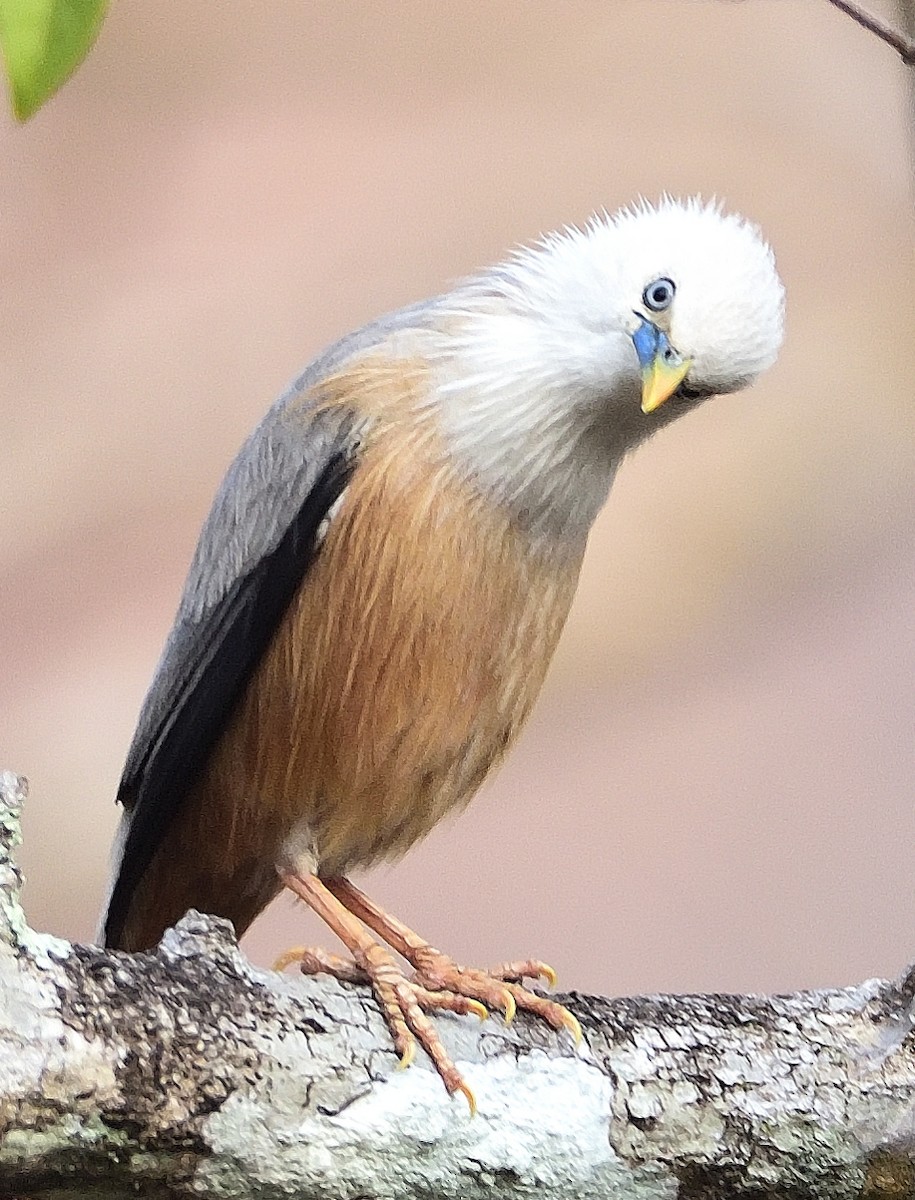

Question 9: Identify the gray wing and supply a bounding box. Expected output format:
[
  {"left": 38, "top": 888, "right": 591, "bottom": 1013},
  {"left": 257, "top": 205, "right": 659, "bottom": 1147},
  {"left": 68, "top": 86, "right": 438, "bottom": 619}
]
[{"left": 103, "top": 298, "right": 439, "bottom": 947}]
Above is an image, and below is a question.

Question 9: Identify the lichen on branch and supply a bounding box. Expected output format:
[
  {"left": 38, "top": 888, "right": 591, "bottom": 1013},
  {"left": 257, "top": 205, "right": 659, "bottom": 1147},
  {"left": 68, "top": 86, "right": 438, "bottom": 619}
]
[{"left": 2, "top": 769, "right": 915, "bottom": 1199}]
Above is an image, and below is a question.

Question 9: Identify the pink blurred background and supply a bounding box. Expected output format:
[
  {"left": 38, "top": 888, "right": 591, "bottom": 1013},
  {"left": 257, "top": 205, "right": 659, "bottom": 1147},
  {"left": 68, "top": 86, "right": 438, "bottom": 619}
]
[{"left": 1, "top": 1, "right": 913, "bottom": 999}]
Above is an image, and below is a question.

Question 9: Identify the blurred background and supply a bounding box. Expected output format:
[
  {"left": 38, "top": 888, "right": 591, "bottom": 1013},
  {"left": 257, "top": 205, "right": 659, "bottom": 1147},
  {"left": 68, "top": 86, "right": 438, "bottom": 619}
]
[{"left": 1, "top": 1, "right": 913, "bottom": 1000}]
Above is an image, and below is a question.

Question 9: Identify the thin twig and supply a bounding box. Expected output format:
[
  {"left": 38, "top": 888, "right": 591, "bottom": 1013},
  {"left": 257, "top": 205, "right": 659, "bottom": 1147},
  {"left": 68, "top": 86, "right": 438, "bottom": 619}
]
[{"left": 825, "top": 0, "right": 915, "bottom": 65}]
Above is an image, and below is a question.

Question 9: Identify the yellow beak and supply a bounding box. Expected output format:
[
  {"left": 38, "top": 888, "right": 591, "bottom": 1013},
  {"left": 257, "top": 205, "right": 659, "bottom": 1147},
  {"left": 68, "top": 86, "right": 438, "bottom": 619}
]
[{"left": 641, "top": 353, "right": 692, "bottom": 414}]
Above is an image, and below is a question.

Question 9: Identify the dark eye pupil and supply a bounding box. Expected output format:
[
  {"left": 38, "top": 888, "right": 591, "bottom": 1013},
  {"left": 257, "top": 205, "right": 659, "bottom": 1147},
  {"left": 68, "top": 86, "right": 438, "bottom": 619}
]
[{"left": 643, "top": 277, "right": 675, "bottom": 311}]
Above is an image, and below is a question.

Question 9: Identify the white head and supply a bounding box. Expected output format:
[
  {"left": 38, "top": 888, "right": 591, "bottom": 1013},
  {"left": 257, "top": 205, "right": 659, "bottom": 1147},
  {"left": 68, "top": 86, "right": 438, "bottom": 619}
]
[{"left": 433, "top": 198, "right": 785, "bottom": 540}]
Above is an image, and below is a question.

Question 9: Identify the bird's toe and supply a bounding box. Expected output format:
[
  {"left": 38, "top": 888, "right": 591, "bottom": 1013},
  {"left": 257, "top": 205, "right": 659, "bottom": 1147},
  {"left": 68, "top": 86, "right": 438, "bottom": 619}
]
[{"left": 410, "top": 947, "right": 581, "bottom": 1041}]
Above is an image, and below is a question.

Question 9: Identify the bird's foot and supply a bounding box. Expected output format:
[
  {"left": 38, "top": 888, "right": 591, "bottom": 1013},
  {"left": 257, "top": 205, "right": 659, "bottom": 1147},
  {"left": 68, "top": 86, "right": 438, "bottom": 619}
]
[
  {"left": 409, "top": 947, "right": 582, "bottom": 1043},
  {"left": 281, "top": 941, "right": 484, "bottom": 1111},
  {"left": 278, "top": 944, "right": 488, "bottom": 1026},
  {"left": 277, "top": 873, "right": 482, "bottom": 1111},
  {"left": 324, "top": 877, "right": 582, "bottom": 1044},
  {"left": 276, "top": 872, "right": 582, "bottom": 1111}
]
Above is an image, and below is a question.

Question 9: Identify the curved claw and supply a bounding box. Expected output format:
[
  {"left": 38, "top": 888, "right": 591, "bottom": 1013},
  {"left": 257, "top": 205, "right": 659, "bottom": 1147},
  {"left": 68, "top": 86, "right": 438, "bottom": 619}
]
[
  {"left": 563, "top": 1010, "right": 583, "bottom": 1045},
  {"left": 467, "top": 999, "right": 489, "bottom": 1022},
  {"left": 540, "top": 963, "right": 558, "bottom": 989},
  {"left": 456, "top": 1081, "right": 478, "bottom": 1117},
  {"left": 500, "top": 988, "right": 517, "bottom": 1025},
  {"left": 398, "top": 1038, "right": 417, "bottom": 1070},
  {"left": 273, "top": 946, "right": 306, "bottom": 972}
]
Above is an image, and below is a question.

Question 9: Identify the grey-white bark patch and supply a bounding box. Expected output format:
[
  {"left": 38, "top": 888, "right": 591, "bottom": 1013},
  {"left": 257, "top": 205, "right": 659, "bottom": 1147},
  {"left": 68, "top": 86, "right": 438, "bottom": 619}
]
[{"left": 2, "top": 770, "right": 915, "bottom": 1198}]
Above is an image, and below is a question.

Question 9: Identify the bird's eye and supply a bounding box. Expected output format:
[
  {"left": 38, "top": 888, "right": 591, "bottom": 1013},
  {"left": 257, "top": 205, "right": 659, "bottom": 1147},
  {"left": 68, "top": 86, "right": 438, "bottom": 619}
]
[{"left": 642, "top": 277, "right": 676, "bottom": 312}]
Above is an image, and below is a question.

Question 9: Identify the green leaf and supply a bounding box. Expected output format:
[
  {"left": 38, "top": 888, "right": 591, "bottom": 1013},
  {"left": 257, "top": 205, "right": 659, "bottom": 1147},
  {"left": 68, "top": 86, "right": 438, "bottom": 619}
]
[{"left": 0, "top": 0, "right": 108, "bottom": 121}]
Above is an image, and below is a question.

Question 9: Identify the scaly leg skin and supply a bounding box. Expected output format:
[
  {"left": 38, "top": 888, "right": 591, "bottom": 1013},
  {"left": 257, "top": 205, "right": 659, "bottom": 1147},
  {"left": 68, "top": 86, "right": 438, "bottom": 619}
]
[
  {"left": 275, "top": 945, "right": 558, "bottom": 993},
  {"left": 274, "top": 943, "right": 487, "bottom": 1022},
  {"left": 278, "top": 871, "right": 482, "bottom": 1112},
  {"left": 324, "top": 877, "right": 582, "bottom": 1044}
]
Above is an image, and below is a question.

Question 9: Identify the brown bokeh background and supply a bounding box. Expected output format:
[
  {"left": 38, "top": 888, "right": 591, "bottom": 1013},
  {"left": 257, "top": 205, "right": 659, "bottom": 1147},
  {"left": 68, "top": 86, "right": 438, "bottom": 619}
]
[{"left": 1, "top": 1, "right": 913, "bottom": 999}]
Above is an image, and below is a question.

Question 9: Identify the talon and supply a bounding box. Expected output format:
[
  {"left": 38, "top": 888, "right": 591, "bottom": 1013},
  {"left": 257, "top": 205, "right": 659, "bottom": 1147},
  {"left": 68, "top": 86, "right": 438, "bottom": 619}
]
[
  {"left": 456, "top": 1081, "right": 478, "bottom": 1116},
  {"left": 541, "top": 963, "right": 558, "bottom": 989},
  {"left": 468, "top": 999, "right": 488, "bottom": 1022},
  {"left": 501, "top": 989, "right": 517, "bottom": 1024},
  {"left": 273, "top": 946, "right": 306, "bottom": 972},
  {"left": 563, "top": 1010, "right": 583, "bottom": 1045},
  {"left": 398, "top": 1038, "right": 417, "bottom": 1070}
]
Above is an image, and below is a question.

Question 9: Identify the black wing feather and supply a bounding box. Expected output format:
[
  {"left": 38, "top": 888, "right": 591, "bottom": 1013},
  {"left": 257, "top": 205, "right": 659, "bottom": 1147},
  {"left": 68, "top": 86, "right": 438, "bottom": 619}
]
[{"left": 103, "top": 450, "right": 355, "bottom": 947}]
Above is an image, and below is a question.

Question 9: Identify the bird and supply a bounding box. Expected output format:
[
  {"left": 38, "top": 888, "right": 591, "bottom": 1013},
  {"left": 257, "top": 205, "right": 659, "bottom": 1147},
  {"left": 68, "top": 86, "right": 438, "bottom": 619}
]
[{"left": 101, "top": 197, "right": 785, "bottom": 1109}]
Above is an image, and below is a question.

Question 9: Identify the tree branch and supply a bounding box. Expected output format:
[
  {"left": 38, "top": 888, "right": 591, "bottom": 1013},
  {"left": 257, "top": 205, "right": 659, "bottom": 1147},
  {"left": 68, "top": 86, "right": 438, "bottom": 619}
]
[
  {"left": 825, "top": 0, "right": 915, "bottom": 65},
  {"left": 2, "top": 768, "right": 915, "bottom": 1198}
]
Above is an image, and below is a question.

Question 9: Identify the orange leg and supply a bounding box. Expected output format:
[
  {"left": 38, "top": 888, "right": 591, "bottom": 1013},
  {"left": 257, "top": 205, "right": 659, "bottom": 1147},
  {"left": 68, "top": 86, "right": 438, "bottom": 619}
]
[
  {"left": 279, "top": 872, "right": 481, "bottom": 1111},
  {"left": 277, "top": 872, "right": 582, "bottom": 1109}
]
